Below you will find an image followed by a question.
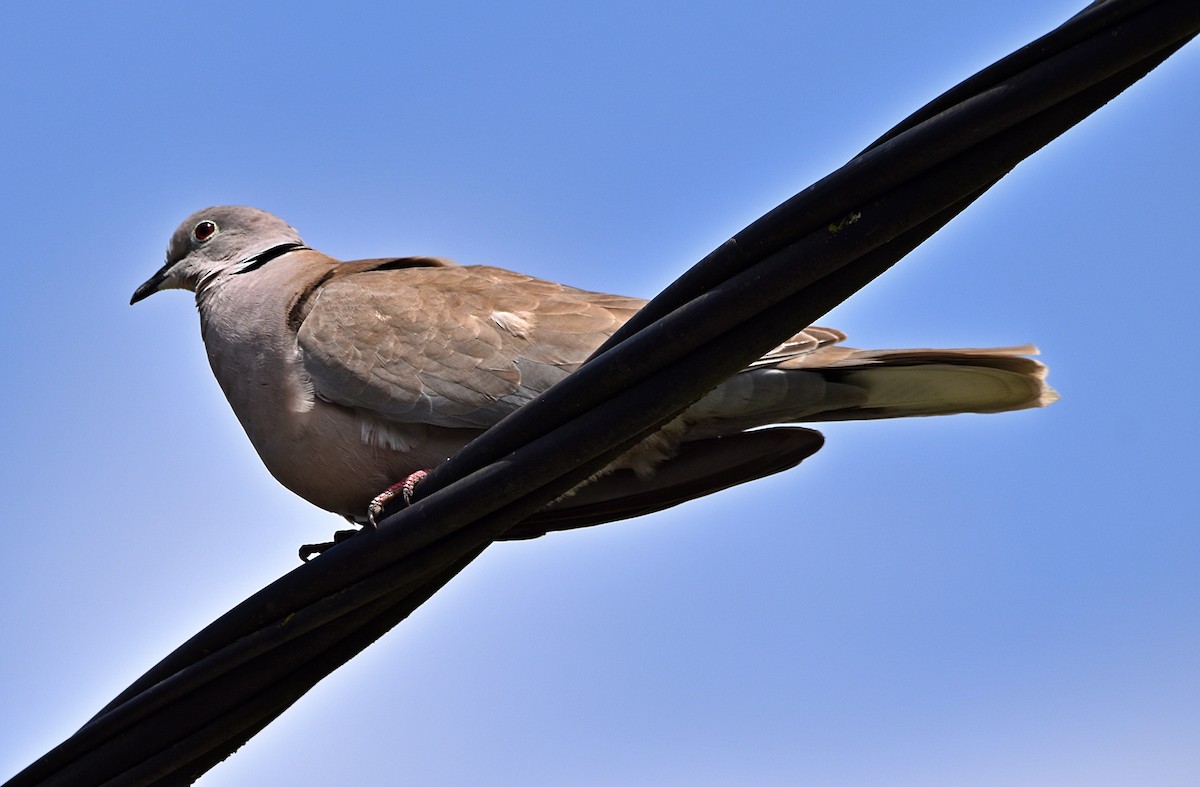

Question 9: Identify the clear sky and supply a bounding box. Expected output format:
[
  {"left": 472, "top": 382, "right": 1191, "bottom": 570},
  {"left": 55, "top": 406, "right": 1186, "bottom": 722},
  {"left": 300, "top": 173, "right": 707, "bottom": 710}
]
[{"left": 2, "top": 2, "right": 1197, "bottom": 785}]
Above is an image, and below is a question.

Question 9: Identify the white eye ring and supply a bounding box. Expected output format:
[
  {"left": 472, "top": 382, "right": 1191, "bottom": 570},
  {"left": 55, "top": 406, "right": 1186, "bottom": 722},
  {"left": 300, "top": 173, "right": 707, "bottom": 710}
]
[{"left": 193, "top": 220, "right": 219, "bottom": 242}]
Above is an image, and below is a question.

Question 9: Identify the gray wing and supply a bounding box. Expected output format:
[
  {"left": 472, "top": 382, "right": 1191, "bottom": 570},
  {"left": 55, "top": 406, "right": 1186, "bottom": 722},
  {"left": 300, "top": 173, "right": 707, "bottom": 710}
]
[{"left": 296, "top": 264, "right": 644, "bottom": 428}]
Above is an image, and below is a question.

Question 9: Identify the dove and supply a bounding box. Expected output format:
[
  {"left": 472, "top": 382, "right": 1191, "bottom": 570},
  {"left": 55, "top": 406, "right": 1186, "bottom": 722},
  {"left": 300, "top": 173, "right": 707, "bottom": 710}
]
[{"left": 132, "top": 206, "right": 1055, "bottom": 535}]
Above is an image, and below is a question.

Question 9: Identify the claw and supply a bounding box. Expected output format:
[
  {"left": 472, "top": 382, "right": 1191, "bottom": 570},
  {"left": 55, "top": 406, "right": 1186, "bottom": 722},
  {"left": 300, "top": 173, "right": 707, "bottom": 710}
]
[
  {"left": 401, "top": 469, "right": 429, "bottom": 504},
  {"left": 299, "top": 528, "right": 360, "bottom": 561},
  {"left": 366, "top": 470, "right": 430, "bottom": 527}
]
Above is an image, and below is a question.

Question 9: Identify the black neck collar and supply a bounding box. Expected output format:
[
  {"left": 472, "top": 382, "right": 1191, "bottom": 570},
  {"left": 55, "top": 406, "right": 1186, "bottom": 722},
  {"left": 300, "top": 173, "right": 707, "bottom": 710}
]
[{"left": 235, "top": 242, "right": 309, "bottom": 274}]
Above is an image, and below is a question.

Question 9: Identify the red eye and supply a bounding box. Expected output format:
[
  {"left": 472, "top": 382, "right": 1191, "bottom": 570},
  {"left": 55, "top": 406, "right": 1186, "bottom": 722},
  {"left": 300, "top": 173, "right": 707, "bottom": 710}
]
[{"left": 193, "top": 220, "right": 218, "bottom": 241}]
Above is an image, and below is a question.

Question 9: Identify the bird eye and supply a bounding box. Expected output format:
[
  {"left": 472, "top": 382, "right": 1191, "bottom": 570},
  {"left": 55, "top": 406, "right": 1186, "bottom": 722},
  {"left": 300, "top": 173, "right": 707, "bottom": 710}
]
[{"left": 193, "top": 220, "right": 219, "bottom": 242}]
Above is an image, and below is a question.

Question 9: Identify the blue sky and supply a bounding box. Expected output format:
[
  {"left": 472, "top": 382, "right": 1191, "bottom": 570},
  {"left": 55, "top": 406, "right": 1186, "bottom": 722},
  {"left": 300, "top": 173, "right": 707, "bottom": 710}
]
[{"left": 2, "top": 2, "right": 1197, "bottom": 785}]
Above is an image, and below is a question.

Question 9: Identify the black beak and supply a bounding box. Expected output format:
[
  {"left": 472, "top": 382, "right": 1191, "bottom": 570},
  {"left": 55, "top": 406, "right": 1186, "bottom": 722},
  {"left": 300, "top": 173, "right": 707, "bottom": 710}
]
[{"left": 130, "top": 264, "right": 171, "bottom": 305}]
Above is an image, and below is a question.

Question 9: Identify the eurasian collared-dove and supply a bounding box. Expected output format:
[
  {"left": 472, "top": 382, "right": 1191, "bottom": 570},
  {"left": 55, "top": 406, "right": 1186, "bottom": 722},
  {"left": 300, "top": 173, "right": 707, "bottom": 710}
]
[{"left": 132, "top": 206, "right": 1056, "bottom": 534}]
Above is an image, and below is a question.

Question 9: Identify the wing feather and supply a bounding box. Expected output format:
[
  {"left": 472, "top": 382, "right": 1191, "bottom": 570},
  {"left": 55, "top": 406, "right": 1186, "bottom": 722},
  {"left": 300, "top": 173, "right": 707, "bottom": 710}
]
[{"left": 297, "top": 265, "right": 643, "bottom": 428}]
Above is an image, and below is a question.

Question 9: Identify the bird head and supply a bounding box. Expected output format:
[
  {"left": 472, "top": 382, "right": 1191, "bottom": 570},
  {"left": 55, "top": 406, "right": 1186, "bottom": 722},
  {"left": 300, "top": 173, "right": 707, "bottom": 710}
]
[{"left": 131, "top": 206, "right": 307, "bottom": 304}]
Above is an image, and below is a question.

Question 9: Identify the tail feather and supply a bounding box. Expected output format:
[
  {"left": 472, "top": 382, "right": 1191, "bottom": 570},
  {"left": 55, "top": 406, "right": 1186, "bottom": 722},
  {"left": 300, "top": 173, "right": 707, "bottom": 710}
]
[
  {"left": 809, "top": 345, "right": 1057, "bottom": 421},
  {"left": 685, "top": 343, "right": 1057, "bottom": 436}
]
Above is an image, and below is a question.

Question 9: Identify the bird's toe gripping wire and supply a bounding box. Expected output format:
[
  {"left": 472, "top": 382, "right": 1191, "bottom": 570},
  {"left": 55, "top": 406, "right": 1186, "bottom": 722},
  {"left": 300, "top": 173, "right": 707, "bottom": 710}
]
[{"left": 366, "top": 469, "right": 431, "bottom": 528}]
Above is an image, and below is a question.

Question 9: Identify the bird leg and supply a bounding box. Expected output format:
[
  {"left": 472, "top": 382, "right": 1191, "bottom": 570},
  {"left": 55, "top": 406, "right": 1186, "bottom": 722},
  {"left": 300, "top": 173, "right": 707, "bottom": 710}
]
[
  {"left": 298, "top": 527, "right": 361, "bottom": 562},
  {"left": 367, "top": 469, "right": 430, "bottom": 527},
  {"left": 299, "top": 471, "right": 431, "bottom": 561}
]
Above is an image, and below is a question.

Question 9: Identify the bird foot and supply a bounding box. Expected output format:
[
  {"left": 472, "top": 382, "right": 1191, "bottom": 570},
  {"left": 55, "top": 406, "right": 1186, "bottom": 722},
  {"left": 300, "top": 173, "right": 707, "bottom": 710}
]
[
  {"left": 366, "top": 469, "right": 430, "bottom": 527},
  {"left": 298, "top": 527, "right": 360, "bottom": 562}
]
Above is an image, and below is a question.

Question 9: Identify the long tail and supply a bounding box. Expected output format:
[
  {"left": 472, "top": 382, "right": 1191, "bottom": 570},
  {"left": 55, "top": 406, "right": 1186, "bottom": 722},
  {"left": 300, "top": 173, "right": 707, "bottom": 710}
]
[
  {"left": 685, "top": 344, "right": 1057, "bottom": 436},
  {"left": 527, "top": 342, "right": 1054, "bottom": 532},
  {"left": 805, "top": 344, "right": 1057, "bottom": 421}
]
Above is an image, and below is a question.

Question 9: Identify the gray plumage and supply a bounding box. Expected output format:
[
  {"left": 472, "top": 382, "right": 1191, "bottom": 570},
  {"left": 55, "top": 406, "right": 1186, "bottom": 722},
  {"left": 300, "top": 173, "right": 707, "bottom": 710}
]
[{"left": 132, "top": 206, "right": 1056, "bottom": 528}]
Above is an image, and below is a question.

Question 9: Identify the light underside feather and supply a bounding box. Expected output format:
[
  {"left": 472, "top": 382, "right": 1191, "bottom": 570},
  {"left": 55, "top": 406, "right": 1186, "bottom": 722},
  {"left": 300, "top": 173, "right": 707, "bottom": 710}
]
[{"left": 358, "top": 413, "right": 421, "bottom": 452}]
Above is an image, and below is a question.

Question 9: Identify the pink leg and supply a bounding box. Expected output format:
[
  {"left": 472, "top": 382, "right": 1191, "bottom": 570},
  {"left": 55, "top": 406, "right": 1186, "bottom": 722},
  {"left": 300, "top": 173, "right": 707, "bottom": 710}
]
[{"left": 366, "top": 470, "right": 430, "bottom": 527}]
